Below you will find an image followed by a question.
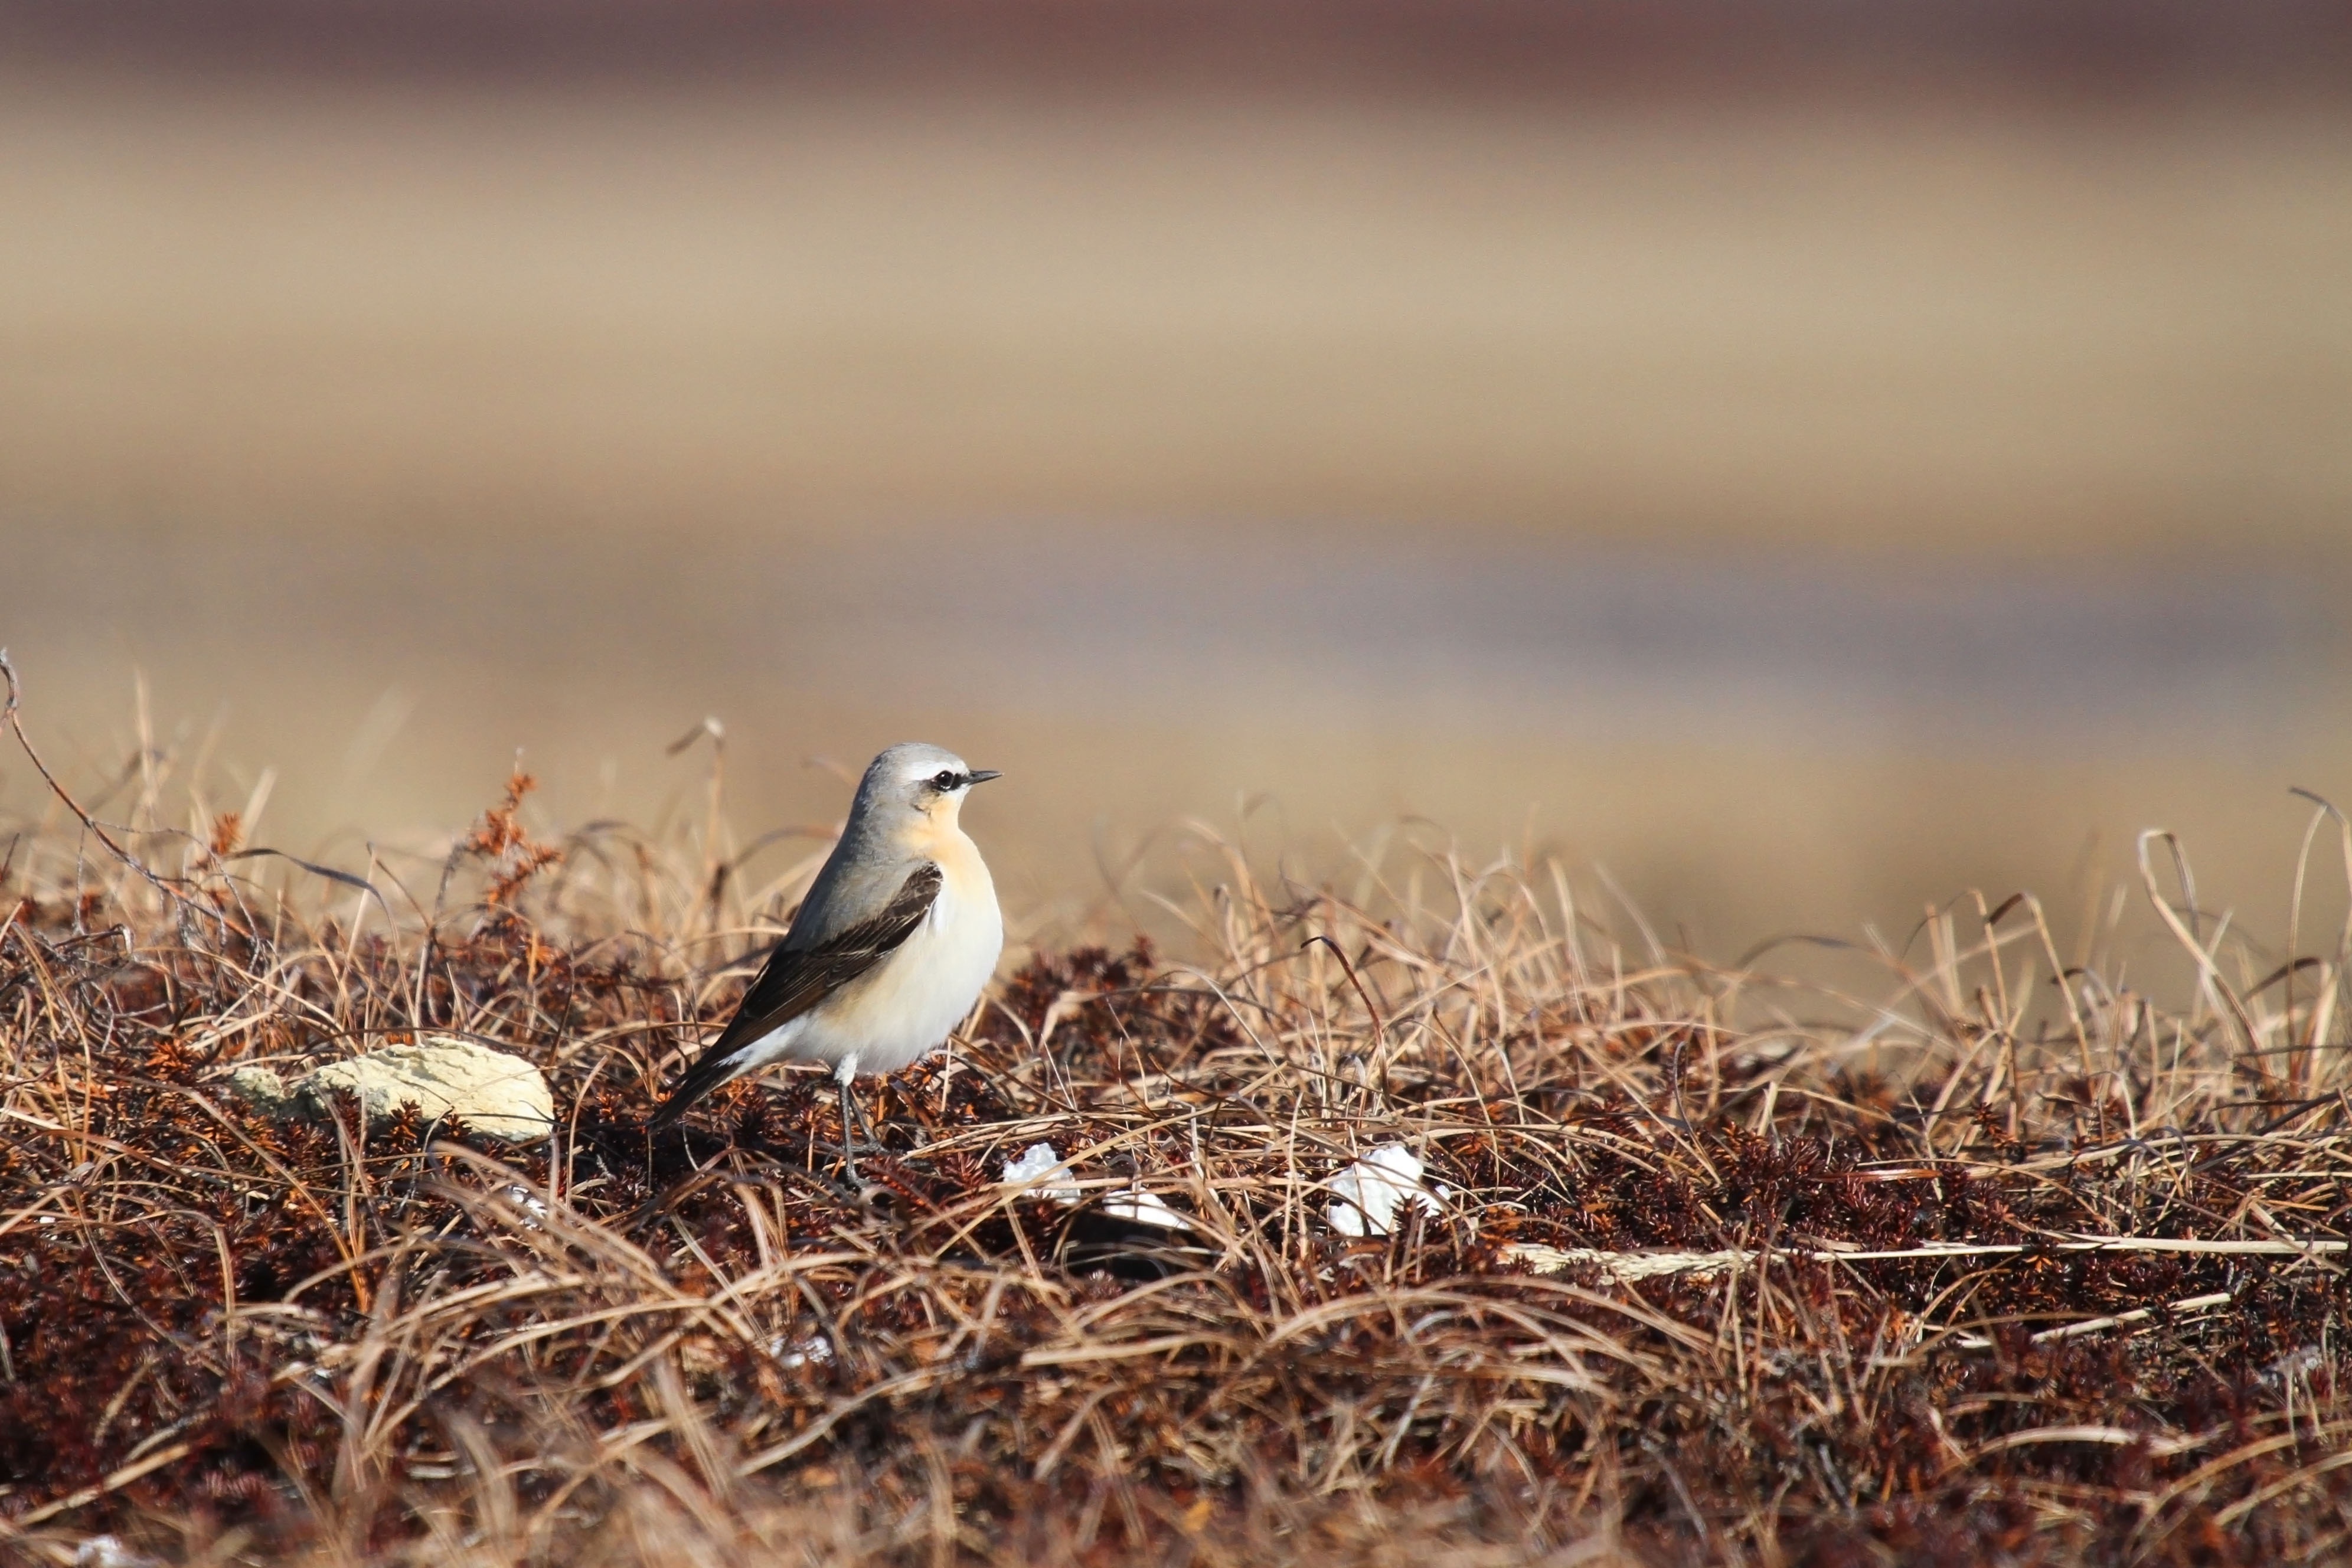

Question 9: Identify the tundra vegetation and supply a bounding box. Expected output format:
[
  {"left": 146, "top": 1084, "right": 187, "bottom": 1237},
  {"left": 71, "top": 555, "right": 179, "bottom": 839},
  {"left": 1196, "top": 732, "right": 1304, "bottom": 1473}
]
[{"left": 2, "top": 688, "right": 2348, "bottom": 1566}]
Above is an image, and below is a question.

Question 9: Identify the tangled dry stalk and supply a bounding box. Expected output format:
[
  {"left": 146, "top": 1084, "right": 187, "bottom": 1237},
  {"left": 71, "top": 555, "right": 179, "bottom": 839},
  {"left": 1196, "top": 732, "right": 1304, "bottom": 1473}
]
[{"left": 2, "top": 682, "right": 2349, "bottom": 1565}]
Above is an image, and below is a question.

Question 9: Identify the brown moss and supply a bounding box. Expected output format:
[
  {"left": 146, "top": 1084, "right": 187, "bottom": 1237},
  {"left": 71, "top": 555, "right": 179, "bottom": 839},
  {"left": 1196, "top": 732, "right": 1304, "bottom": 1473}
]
[{"left": 0, "top": 775, "right": 2347, "bottom": 1566}]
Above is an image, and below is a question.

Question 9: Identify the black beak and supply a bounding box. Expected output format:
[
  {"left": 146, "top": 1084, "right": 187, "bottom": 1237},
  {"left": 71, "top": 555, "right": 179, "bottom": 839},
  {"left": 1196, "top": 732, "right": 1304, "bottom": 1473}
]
[{"left": 966, "top": 769, "right": 1003, "bottom": 785}]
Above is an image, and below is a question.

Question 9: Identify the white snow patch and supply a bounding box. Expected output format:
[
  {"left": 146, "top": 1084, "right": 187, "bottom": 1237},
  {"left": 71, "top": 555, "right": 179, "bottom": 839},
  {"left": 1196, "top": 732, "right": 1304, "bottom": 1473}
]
[
  {"left": 770, "top": 1334, "right": 835, "bottom": 1370},
  {"left": 1327, "top": 1144, "right": 1442, "bottom": 1238},
  {"left": 502, "top": 1184, "right": 550, "bottom": 1230},
  {"left": 1000, "top": 1142, "right": 1082, "bottom": 1205}
]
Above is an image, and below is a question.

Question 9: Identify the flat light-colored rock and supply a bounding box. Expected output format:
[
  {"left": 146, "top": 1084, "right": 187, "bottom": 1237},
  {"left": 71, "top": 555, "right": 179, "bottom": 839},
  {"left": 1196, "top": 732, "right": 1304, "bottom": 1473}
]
[
  {"left": 1502, "top": 1244, "right": 1745, "bottom": 1283},
  {"left": 228, "top": 1063, "right": 295, "bottom": 1118},
  {"left": 232, "top": 1034, "right": 553, "bottom": 1144}
]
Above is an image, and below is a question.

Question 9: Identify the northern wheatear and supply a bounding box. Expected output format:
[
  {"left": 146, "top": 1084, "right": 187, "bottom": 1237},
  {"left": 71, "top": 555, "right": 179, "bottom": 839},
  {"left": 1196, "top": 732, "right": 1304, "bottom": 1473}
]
[{"left": 649, "top": 743, "right": 1003, "bottom": 1170}]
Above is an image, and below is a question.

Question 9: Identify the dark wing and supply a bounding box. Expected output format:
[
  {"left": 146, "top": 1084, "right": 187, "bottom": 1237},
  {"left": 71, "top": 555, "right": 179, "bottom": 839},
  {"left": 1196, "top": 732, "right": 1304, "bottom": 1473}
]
[{"left": 649, "top": 862, "right": 942, "bottom": 1126}]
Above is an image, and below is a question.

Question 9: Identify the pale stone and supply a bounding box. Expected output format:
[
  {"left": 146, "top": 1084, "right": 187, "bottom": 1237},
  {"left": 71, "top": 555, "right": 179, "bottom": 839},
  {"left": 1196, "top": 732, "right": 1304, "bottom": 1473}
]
[
  {"left": 1501, "top": 1244, "right": 1743, "bottom": 1282},
  {"left": 1103, "top": 1184, "right": 1193, "bottom": 1232},
  {"left": 233, "top": 1034, "right": 554, "bottom": 1144},
  {"left": 228, "top": 1063, "right": 294, "bottom": 1117}
]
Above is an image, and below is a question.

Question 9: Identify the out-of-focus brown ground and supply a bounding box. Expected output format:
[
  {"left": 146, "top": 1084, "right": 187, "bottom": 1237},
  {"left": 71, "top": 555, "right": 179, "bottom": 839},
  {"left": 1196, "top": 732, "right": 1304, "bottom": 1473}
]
[{"left": 4, "top": 13, "right": 2351, "bottom": 956}]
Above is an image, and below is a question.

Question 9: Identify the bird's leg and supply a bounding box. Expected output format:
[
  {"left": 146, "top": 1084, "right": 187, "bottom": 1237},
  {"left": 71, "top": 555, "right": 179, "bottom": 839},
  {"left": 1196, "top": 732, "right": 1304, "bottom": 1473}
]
[
  {"left": 834, "top": 1055, "right": 865, "bottom": 1177},
  {"left": 835, "top": 1062, "right": 855, "bottom": 1178}
]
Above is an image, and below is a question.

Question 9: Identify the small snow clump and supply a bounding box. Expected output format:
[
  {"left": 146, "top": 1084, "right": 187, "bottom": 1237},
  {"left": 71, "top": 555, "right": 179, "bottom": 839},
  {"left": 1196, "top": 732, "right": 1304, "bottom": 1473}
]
[
  {"left": 1327, "top": 1144, "right": 1442, "bottom": 1237},
  {"left": 502, "top": 1184, "right": 550, "bottom": 1230},
  {"left": 1000, "top": 1142, "right": 1081, "bottom": 1205},
  {"left": 770, "top": 1334, "right": 836, "bottom": 1370}
]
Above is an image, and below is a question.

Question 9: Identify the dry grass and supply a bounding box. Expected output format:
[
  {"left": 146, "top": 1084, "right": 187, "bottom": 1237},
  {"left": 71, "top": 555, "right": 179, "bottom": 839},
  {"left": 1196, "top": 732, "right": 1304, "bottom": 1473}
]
[{"left": 3, "top": 678, "right": 2350, "bottom": 1566}]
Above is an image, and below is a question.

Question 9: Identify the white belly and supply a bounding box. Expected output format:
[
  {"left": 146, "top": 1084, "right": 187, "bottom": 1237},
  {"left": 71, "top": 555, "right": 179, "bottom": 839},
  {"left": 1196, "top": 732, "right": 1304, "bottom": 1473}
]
[{"left": 744, "top": 857, "right": 1002, "bottom": 1079}]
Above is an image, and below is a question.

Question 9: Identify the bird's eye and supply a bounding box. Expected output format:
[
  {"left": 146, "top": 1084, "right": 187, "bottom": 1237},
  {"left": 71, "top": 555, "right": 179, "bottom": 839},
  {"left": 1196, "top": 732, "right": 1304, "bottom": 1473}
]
[{"left": 932, "top": 770, "right": 959, "bottom": 789}]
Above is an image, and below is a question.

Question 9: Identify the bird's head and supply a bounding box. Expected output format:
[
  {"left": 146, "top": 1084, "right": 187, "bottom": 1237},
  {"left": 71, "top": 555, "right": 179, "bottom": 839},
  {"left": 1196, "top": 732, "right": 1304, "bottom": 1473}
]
[{"left": 865, "top": 741, "right": 1001, "bottom": 828}]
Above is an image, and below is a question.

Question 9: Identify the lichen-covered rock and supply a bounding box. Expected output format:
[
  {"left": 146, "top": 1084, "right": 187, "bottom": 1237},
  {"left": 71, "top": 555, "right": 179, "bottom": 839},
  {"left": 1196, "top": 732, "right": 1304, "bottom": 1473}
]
[
  {"left": 232, "top": 1035, "right": 553, "bottom": 1144},
  {"left": 227, "top": 1063, "right": 296, "bottom": 1118}
]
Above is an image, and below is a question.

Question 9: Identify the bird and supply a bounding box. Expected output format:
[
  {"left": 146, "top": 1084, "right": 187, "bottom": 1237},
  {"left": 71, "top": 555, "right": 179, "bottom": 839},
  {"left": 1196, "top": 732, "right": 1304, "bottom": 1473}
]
[{"left": 649, "top": 742, "right": 1003, "bottom": 1173}]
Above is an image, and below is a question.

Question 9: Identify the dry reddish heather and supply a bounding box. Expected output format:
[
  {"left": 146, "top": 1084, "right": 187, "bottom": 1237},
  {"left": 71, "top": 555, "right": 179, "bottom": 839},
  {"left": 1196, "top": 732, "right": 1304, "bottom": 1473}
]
[{"left": 2, "top": 703, "right": 2348, "bottom": 1565}]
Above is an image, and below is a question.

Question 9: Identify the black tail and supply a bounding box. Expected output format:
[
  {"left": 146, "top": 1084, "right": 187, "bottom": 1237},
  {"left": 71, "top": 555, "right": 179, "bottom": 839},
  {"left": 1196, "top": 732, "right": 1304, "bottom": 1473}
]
[{"left": 647, "top": 1044, "right": 740, "bottom": 1129}]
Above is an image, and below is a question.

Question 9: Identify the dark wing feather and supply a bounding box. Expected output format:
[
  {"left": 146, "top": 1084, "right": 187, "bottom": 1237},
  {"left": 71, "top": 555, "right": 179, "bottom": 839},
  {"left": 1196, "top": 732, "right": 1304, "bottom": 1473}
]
[{"left": 649, "top": 863, "right": 942, "bottom": 1126}]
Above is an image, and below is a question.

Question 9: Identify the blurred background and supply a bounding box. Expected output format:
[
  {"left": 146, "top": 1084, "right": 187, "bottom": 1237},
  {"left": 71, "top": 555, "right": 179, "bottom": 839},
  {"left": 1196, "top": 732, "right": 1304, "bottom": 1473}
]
[{"left": 4, "top": 1, "right": 2350, "bottom": 959}]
